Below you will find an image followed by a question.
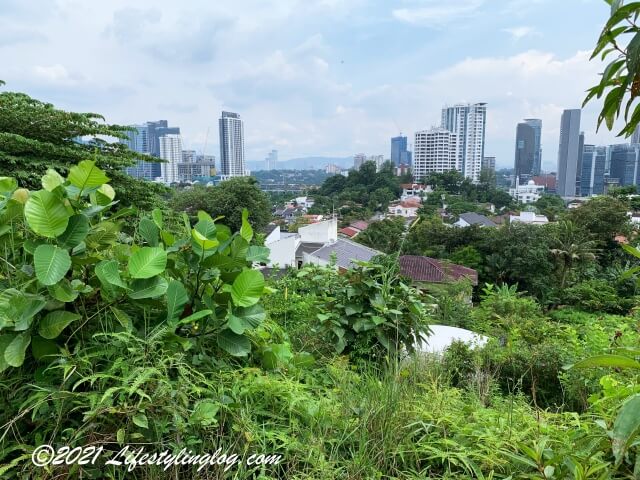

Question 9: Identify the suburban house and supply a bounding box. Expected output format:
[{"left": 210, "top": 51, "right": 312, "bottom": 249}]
[
  {"left": 264, "top": 218, "right": 382, "bottom": 271},
  {"left": 388, "top": 199, "right": 421, "bottom": 218},
  {"left": 401, "top": 183, "right": 431, "bottom": 200},
  {"left": 509, "top": 180, "right": 545, "bottom": 204},
  {"left": 509, "top": 211, "right": 549, "bottom": 225},
  {"left": 399, "top": 256, "right": 478, "bottom": 287},
  {"left": 454, "top": 212, "right": 497, "bottom": 228},
  {"left": 338, "top": 220, "right": 369, "bottom": 239}
]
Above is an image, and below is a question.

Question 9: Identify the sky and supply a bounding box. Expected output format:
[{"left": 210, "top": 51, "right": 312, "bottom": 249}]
[{"left": 0, "top": 0, "right": 624, "bottom": 170}]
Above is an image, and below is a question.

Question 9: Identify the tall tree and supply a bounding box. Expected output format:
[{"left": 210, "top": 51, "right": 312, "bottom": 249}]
[
  {"left": 548, "top": 221, "right": 598, "bottom": 288},
  {"left": 0, "top": 88, "right": 166, "bottom": 210}
]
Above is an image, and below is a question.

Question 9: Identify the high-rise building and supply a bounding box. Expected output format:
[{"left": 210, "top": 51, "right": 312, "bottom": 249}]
[
  {"left": 631, "top": 124, "right": 640, "bottom": 144},
  {"left": 610, "top": 144, "right": 640, "bottom": 187},
  {"left": 482, "top": 156, "right": 496, "bottom": 172},
  {"left": 353, "top": 153, "right": 366, "bottom": 170},
  {"left": 159, "top": 134, "right": 183, "bottom": 184},
  {"left": 122, "top": 120, "right": 180, "bottom": 180},
  {"left": 413, "top": 127, "right": 459, "bottom": 183},
  {"left": 441, "top": 103, "right": 487, "bottom": 183},
  {"left": 177, "top": 150, "right": 216, "bottom": 182},
  {"left": 265, "top": 150, "right": 278, "bottom": 170},
  {"left": 219, "top": 111, "right": 246, "bottom": 177},
  {"left": 391, "top": 136, "right": 411, "bottom": 165},
  {"left": 514, "top": 119, "right": 542, "bottom": 182},
  {"left": 556, "top": 109, "right": 582, "bottom": 197},
  {"left": 580, "top": 145, "right": 607, "bottom": 196},
  {"left": 369, "top": 155, "right": 385, "bottom": 171}
]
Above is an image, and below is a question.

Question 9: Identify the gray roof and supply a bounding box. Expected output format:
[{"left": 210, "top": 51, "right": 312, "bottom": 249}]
[
  {"left": 307, "top": 239, "right": 382, "bottom": 269},
  {"left": 459, "top": 212, "right": 496, "bottom": 227},
  {"left": 296, "top": 242, "right": 326, "bottom": 259}
]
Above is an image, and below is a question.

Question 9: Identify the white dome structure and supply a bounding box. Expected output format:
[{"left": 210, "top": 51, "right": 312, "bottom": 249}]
[{"left": 415, "top": 325, "right": 488, "bottom": 354}]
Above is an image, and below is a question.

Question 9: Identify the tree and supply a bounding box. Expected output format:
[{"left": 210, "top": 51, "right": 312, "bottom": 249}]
[
  {"left": 356, "top": 217, "right": 406, "bottom": 254},
  {"left": 565, "top": 196, "right": 630, "bottom": 242},
  {"left": 171, "top": 177, "right": 271, "bottom": 232},
  {"left": 534, "top": 194, "right": 566, "bottom": 221},
  {"left": 548, "top": 221, "right": 598, "bottom": 288},
  {"left": 584, "top": 1, "right": 640, "bottom": 138},
  {"left": 0, "top": 89, "right": 166, "bottom": 210}
]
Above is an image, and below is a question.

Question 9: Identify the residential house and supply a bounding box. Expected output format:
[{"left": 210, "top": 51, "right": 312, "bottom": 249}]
[
  {"left": 454, "top": 212, "right": 497, "bottom": 228},
  {"left": 304, "top": 238, "right": 382, "bottom": 271},
  {"left": 338, "top": 221, "right": 369, "bottom": 239},
  {"left": 399, "top": 256, "right": 478, "bottom": 286},
  {"left": 401, "top": 184, "right": 431, "bottom": 200},
  {"left": 388, "top": 199, "right": 421, "bottom": 218},
  {"left": 509, "top": 211, "right": 549, "bottom": 225}
]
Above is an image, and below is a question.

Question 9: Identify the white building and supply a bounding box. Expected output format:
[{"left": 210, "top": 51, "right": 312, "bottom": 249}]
[
  {"left": 441, "top": 103, "right": 487, "bottom": 183},
  {"left": 413, "top": 128, "right": 459, "bottom": 183},
  {"left": 219, "top": 111, "right": 246, "bottom": 177},
  {"left": 509, "top": 180, "right": 545, "bottom": 204},
  {"left": 510, "top": 211, "right": 549, "bottom": 225},
  {"left": 353, "top": 153, "right": 366, "bottom": 170},
  {"left": 159, "top": 134, "right": 183, "bottom": 184},
  {"left": 265, "top": 150, "right": 278, "bottom": 170},
  {"left": 388, "top": 199, "right": 421, "bottom": 218}
]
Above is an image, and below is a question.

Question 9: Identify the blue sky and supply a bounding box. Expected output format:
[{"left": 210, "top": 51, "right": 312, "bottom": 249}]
[{"left": 0, "top": 0, "right": 621, "bottom": 170}]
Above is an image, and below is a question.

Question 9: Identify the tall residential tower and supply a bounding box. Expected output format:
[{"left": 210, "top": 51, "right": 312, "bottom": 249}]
[
  {"left": 219, "top": 111, "right": 246, "bottom": 177},
  {"left": 441, "top": 103, "right": 487, "bottom": 183},
  {"left": 556, "top": 109, "right": 582, "bottom": 197},
  {"left": 514, "top": 119, "right": 542, "bottom": 182}
]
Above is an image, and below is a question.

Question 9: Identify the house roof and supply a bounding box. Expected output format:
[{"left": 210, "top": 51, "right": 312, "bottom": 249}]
[
  {"left": 264, "top": 224, "right": 278, "bottom": 236},
  {"left": 339, "top": 227, "right": 360, "bottom": 238},
  {"left": 458, "top": 212, "right": 496, "bottom": 227},
  {"left": 307, "top": 239, "right": 382, "bottom": 269},
  {"left": 399, "top": 255, "right": 478, "bottom": 285},
  {"left": 350, "top": 221, "right": 369, "bottom": 231},
  {"left": 295, "top": 242, "right": 326, "bottom": 258}
]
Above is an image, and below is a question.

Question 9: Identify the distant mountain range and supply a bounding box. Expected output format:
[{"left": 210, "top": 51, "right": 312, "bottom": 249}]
[{"left": 247, "top": 156, "right": 353, "bottom": 171}]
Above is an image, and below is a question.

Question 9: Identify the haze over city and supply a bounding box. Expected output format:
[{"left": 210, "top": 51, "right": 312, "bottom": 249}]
[{"left": 0, "top": 0, "right": 624, "bottom": 169}]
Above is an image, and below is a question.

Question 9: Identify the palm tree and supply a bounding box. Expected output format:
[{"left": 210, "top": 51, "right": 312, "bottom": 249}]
[{"left": 549, "top": 221, "right": 598, "bottom": 288}]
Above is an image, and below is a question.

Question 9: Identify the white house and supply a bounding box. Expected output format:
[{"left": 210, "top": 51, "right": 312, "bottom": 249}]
[
  {"left": 415, "top": 325, "right": 488, "bottom": 355},
  {"left": 510, "top": 211, "right": 549, "bottom": 225},
  {"left": 509, "top": 180, "right": 545, "bottom": 204},
  {"left": 388, "top": 200, "right": 421, "bottom": 218}
]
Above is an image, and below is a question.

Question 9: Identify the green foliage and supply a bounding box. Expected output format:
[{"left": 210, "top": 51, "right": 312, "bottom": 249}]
[
  {"left": 356, "top": 217, "right": 406, "bottom": 253},
  {"left": 584, "top": 0, "right": 640, "bottom": 137},
  {"left": 171, "top": 177, "right": 271, "bottom": 232}
]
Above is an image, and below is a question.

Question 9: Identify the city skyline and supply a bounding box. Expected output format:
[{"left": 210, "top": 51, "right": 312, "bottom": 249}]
[{"left": 0, "top": 0, "right": 624, "bottom": 169}]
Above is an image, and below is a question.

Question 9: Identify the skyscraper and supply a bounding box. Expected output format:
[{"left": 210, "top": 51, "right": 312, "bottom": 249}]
[
  {"left": 514, "top": 119, "right": 542, "bottom": 182},
  {"left": 219, "top": 111, "right": 246, "bottom": 177},
  {"left": 413, "top": 127, "right": 459, "bottom": 183},
  {"left": 482, "top": 156, "right": 496, "bottom": 172},
  {"left": 121, "top": 120, "right": 180, "bottom": 180},
  {"left": 159, "top": 134, "right": 183, "bottom": 184},
  {"left": 556, "top": 109, "right": 582, "bottom": 197},
  {"left": 610, "top": 144, "right": 640, "bottom": 187},
  {"left": 580, "top": 145, "right": 607, "bottom": 196},
  {"left": 391, "top": 136, "right": 411, "bottom": 165},
  {"left": 265, "top": 150, "right": 278, "bottom": 170},
  {"left": 353, "top": 153, "right": 366, "bottom": 170},
  {"left": 441, "top": 103, "right": 487, "bottom": 183}
]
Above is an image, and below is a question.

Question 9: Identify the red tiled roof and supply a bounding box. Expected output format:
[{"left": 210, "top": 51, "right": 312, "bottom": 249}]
[
  {"left": 400, "top": 183, "right": 426, "bottom": 189},
  {"left": 339, "top": 227, "right": 359, "bottom": 238},
  {"left": 351, "top": 221, "right": 369, "bottom": 231},
  {"left": 399, "top": 255, "right": 478, "bottom": 285}
]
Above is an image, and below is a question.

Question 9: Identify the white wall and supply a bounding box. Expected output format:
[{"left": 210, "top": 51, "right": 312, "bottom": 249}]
[
  {"left": 266, "top": 235, "right": 299, "bottom": 268},
  {"left": 299, "top": 218, "right": 337, "bottom": 244},
  {"left": 264, "top": 226, "right": 281, "bottom": 245}
]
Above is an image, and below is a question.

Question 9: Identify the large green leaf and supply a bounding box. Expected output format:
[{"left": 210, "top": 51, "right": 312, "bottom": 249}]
[
  {"left": 34, "top": 244, "right": 71, "bottom": 286},
  {"left": 230, "top": 270, "right": 265, "bottom": 307},
  {"left": 127, "top": 247, "right": 167, "bottom": 279},
  {"left": 56, "top": 214, "right": 89, "bottom": 249},
  {"left": 41, "top": 169, "right": 65, "bottom": 192},
  {"left": 24, "top": 190, "right": 70, "bottom": 238},
  {"left": 128, "top": 276, "right": 168, "bottom": 299},
  {"left": 95, "top": 260, "right": 129, "bottom": 290},
  {"left": 152, "top": 208, "right": 163, "bottom": 229},
  {"left": 226, "top": 305, "right": 265, "bottom": 335},
  {"left": 138, "top": 217, "right": 160, "bottom": 247},
  {"left": 68, "top": 160, "right": 109, "bottom": 192},
  {"left": 217, "top": 329, "right": 251, "bottom": 357},
  {"left": 0, "top": 177, "right": 17, "bottom": 193},
  {"left": 0, "top": 335, "right": 14, "bottom": 372},
  {"left": 38, "top": 311, "right": 81, "bottom": 339},
  {"left": 612, "top": 394, "right": 640, "bottom": 465},
  {"left": 247, "top": 246, "right": 270, "bottom": 263},
  {"left": 190, "top": 401, "right": 219, "bottom": 426},
  {"left": 166, "top": 280, "right": 189, "bottom": 323},
  {"left": 48, "top": 279, "right": 79, "bottom": 303},
  {"left": 86, "top": 221, "right": 119, "bottom": 248},
  {"left": 11, "top": 294, "right": 47, "bottom": 330},
  {"left": 240, "top": 208, "right": 253, "bottom": 242},
  {"left": 4, "top": 332, "right": 31, "bottom": 367},
  {"left": 571, "top": 354, "right": 640, "bottom": 370}
]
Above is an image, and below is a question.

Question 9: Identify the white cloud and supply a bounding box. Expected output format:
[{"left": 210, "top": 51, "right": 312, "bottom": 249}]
[
  {"left": 392, "top": 0, "right": 484, "bottom": 26},
  {"left": 503, "top": 26, "right": 539, "bottom": 40}
]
